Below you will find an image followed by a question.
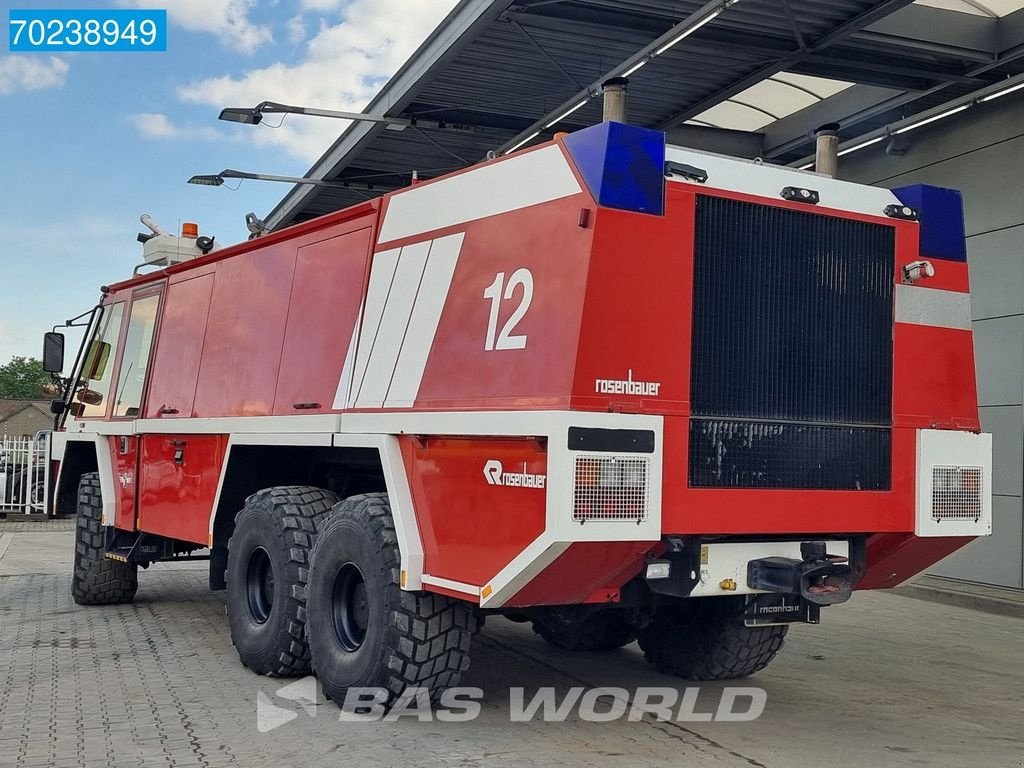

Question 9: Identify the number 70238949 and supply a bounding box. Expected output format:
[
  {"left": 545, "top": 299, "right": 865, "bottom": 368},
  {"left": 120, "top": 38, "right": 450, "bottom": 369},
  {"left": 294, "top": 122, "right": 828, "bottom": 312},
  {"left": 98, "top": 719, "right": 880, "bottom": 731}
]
[{"left": 8, "top": 10, "right": 167, "bottom": 52}]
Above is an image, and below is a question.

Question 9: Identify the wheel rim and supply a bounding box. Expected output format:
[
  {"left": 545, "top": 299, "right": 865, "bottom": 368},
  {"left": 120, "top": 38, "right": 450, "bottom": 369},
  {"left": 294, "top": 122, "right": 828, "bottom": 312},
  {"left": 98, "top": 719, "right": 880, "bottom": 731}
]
[
  {"left": 246, "top": 547, "right": 274, "bottom": 624},
  {"left": 331, "top": 563, "right": 368, "bottom": 652}
]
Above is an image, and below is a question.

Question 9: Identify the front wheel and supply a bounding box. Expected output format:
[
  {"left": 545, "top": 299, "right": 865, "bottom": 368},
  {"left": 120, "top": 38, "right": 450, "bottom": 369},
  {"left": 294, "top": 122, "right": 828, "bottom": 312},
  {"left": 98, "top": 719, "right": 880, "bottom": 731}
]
[
  {"left": 637, "top": 596, "right": 787, "bottom": 680},
  {"left": 71, "top": 473, "right": 137, "bottom": 605},
  {"left": 307, "top": 493, "right": 475, "bottom": 708}
]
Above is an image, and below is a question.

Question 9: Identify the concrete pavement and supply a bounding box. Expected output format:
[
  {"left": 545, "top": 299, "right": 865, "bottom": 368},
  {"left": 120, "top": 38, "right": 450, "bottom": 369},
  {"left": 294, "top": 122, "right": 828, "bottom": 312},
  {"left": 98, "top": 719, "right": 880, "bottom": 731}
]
[{"left": 0, "top": 527, "right": 1021, "bottom": 767}]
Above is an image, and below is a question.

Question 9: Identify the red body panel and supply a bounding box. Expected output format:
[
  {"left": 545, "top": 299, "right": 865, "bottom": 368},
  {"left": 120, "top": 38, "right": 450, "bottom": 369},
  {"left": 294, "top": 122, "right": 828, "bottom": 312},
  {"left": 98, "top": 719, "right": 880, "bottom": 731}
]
[
  {"left": 137, "top": 434, "right": 227, "bottom": 545},
  {"left": 109, "top": 436, "right": 139, "bottom": 530},
  {"left": 273, "top": 226, "right": 373, "bottom": 415},
  {"left": 145, "top": 271, "right": 214, "bottom": 418},
  {"left": 505, "top": 542, "right": 656, "bottom": 608},
  {"left": 402, "top": 436, "right": 547, "bottom": 587},
  {"left": 410, "top": 196, "right": 592, "bottom": 410}
]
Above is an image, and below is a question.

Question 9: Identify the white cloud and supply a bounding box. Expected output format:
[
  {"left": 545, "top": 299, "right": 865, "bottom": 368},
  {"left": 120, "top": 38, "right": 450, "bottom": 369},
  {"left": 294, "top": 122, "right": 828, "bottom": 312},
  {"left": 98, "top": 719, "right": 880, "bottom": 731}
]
[
  {"left": 285, "top": 14, "right": 306, "bottom": 44},
  {"left": 176, "top": 0, "right": 459, "bottom": 162},
  {"left": 0, "top": 56, "right": 69, "bottom": 95},
  {"left": 301, "top": 0, "right": 344, "bottom": 10},
  {"left": 129, "top": 112, "right": 222, "bottom": 141},
  {"left": 120, "top": 0, "right": 272, "bottom": 54}
]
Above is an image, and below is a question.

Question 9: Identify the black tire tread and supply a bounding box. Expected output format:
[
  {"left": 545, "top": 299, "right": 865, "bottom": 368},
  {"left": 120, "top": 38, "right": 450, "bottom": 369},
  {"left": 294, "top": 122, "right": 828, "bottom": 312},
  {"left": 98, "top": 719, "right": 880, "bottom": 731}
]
[
  {"left": 312, "top": 492, "right": 475, "bottom": 703},
  {"left": 227, "top": 485, "right": 338, "bottom": 677},
  {"left": 71, "top": 473, "right": 138, "bottom": 606},
  {"left": 637, "top": 597, "right": 787, "bottom": 680}
]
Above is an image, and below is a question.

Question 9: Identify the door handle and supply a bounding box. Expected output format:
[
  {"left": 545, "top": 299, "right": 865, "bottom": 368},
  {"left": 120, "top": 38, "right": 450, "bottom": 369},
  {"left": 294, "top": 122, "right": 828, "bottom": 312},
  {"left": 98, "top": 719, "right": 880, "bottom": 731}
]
[
  {"left": 168, "top": 439, "right": 186, "bottom": 465},
  {"left": 159, "top": 406, "right": 179, "bottom": 415}
]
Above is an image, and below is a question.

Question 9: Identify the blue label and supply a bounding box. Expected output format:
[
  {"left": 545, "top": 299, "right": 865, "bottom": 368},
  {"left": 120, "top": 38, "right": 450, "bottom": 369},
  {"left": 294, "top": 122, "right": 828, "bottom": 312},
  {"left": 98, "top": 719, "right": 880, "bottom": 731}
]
[{"left": 9, "top": 9, "right": 167, "bottom": 52}]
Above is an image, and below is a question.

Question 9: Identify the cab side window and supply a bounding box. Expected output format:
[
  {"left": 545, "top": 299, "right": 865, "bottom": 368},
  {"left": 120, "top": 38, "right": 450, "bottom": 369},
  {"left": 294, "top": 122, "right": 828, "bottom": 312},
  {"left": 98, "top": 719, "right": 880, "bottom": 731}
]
[
  {"left": 78, "top": 302, "right": 125, "bottom": 418},
  {"left": 113, "top": 293, "right": 161, "bottom": 418}
]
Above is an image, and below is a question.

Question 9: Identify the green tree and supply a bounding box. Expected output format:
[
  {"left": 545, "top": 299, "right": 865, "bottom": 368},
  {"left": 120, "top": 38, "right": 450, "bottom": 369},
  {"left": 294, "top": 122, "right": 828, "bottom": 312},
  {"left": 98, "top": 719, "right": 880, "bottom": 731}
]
[{"left": 0, "top": 356, "right": 51, "bottom": 399}]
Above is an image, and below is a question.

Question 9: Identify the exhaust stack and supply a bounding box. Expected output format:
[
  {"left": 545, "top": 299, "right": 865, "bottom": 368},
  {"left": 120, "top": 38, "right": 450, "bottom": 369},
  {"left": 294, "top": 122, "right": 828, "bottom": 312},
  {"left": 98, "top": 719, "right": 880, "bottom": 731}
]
[
  {"left": 814, "top": 123, "right": 840, "bottom": 178},
  {"left": 602, "top": 77, "right": 629, "bottom": 123}
]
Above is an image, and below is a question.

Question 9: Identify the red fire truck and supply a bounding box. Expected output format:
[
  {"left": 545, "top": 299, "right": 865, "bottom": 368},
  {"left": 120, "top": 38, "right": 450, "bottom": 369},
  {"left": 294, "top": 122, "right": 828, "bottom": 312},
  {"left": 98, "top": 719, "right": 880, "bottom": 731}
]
[{"left": 42, "top": 121, "right": 990, "bottom": 705}]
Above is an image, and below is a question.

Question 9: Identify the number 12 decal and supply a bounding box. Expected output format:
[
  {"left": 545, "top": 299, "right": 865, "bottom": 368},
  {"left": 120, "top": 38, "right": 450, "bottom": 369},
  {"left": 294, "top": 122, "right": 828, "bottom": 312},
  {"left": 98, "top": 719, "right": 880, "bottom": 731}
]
[{"left": 483, "top": 268, "right": 534, "bottom": 351}]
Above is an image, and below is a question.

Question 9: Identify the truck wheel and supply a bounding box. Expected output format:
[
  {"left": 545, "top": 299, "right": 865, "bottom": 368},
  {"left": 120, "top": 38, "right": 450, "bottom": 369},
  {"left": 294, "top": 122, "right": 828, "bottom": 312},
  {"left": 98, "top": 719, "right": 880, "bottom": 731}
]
[
  {"left": 226, "top": 486, "right": 339, "bottom": 676},
  {"left": 637, "top": 596, "right": 787, "bottom": 680},
  {"left": 532, "top": 610, "right": 637, "bottom": 651},
  {"left": 307, "top": 493, "right": 475, "bottom": 708},
  {"left": 72, "top": 473, "right": 137, "bottom": 606}
]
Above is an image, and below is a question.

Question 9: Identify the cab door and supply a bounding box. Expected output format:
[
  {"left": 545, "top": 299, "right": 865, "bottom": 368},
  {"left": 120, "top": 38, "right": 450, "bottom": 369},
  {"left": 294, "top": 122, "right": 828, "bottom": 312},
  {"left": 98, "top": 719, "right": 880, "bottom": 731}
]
[{"left": 107, "top": 287, "right": 163, "bottom": 531}]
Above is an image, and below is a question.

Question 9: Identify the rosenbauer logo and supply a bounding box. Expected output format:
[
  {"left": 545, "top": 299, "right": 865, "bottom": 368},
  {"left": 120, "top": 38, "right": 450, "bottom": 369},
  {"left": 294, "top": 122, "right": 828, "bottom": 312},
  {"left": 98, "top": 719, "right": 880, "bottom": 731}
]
[
  {"left": 483, "top": 460, "right": 546, "bottom": 489},
  {"left": 595, "top": 369, "right": 661, "bottom": 397}
]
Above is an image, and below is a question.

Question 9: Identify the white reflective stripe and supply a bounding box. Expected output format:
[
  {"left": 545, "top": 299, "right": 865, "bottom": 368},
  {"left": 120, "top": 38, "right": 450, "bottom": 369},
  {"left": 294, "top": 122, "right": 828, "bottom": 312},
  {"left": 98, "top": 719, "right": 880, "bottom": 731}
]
[
  {"left": 378, "top": 145, "right": 582, "bottom": 243},
  {"left": 665, "top": 145, "right": 901, "bottom": 218},
  {"left": 385, "top": 233, "right": 465, "bottom": 408},
  {"left": 421, "top": 574, "right": 479, "bottom": 597},
  {"left": 895, "top": 284, "right": 972, "bottom": 330}
]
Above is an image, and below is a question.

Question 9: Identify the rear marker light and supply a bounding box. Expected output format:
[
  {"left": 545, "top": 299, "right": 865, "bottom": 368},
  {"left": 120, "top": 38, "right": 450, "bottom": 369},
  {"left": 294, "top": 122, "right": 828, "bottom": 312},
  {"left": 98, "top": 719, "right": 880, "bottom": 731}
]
[
  {"left": 645, "top": 561, "right": 671, "bottom": 580},
  {"left": 780, "top": 186, "right": 820, "bottom": 204}
]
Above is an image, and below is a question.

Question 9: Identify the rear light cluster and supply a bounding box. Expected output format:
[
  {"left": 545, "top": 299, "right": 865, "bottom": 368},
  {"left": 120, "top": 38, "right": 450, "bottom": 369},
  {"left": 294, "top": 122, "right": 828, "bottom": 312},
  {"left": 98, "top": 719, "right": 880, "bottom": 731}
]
[
  {"left": 573, "top": 455, "right": 649, "bottom": 523},
  {"left": 931, "top": 465, "right": 983, "bottom": 522}
]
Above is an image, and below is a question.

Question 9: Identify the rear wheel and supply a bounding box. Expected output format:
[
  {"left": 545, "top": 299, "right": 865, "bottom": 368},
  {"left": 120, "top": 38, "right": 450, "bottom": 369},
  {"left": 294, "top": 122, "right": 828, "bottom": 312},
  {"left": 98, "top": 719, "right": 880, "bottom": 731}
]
[
  {"left": 307, "top": 492, "right": 475, "bottom": 708},
  {"left": 71, "top": 473, "right": 137, "bottom": 605},
  {"left": 226, "top": 486, "right": 338, "bottom": 676},
  {"left": 532, "top": 608, "right": 637, "bottom": 651},
  {"left": 637, "top": 596, "right": 787, "bottom": 680}
]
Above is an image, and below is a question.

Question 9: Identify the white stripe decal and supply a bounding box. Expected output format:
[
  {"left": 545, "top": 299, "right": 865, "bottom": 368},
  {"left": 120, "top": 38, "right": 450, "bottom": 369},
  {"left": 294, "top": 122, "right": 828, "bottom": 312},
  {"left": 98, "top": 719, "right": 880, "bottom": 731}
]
[
  {"left": 349, "top": 247, "right": 401, "bottom": 406},
  {"left": 385, "top": 233, "right": 465, "bottom": 408},
  {"left": 895, "top": 284, "right": 971, "bottom": 330},
  {"left": 331, "top": 300, "right": 363, "bottom": 410},
  {"left": 378, "top": 145, "right": 582, "bottom": 243},
  {"left": 354, "top": 241, "right": 432, "bottom": 408}
]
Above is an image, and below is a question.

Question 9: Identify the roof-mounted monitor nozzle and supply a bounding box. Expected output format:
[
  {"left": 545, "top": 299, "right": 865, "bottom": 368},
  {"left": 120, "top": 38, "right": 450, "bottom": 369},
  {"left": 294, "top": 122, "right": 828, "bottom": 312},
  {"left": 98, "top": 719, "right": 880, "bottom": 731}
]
[
  {"left": 814, "top": 123, "right": 840, "bottom": 179},
  {"left": 602, "top": 77, "right": 629, "bottom": 124}
]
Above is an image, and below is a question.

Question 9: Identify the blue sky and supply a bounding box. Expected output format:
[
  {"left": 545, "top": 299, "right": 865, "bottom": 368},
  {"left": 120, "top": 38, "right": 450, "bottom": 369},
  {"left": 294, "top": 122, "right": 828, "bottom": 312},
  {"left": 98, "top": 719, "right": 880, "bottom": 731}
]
[{"left": 0, "top": 0, "right": 457, "bottom": 365}]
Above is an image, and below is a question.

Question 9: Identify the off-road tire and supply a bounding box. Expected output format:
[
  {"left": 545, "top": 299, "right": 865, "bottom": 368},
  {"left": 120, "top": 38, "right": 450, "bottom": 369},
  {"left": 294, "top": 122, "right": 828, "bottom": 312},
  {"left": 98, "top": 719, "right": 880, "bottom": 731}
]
[
  {"left": 637, "top": 596, "right": 787, "bottom": 680},
  {"left": 307, "top": 492, "right": 475, "bottom": 708},
  {"left": 72, "top": 473, "right": 137, "bottom": 605},
  {"left": 226, "top": 486, "right": 339, "bottom": 677},
  {"left": 533, "top": 610, "right": 637, "bottom": 651}
]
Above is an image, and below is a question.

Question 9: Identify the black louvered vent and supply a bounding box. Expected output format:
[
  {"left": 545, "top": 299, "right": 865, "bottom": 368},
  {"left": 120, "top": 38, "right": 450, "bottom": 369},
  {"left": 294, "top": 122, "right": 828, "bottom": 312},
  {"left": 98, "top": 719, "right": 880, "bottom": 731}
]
[{"left": 689, "top": 196, "right": 895, "bottom": 490}]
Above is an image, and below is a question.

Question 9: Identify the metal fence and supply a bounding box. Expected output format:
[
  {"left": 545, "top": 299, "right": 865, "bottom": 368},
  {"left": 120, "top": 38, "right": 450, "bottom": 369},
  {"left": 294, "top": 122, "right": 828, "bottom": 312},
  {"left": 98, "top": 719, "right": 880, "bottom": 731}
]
[{"left": 0, "top": 433, "right": 50, "bottom": 515}]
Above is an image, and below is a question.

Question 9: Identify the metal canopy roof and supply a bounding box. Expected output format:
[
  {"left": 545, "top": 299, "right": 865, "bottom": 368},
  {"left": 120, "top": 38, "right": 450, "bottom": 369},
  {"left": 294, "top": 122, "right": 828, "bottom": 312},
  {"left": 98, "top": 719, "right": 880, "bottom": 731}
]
[{"left": 266, "top": 0, "right": 1024, "bottom": 229}]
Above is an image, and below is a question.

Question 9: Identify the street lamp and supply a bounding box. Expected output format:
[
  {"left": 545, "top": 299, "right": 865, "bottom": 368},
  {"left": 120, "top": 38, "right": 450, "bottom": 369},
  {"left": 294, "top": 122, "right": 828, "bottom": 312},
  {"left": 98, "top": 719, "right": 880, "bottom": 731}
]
[
  {"left": 187, "top": 169, "right": 349, "bottom": 187},
  {"left": 217, "top": 101, "right": 472, "bottom": 132}
]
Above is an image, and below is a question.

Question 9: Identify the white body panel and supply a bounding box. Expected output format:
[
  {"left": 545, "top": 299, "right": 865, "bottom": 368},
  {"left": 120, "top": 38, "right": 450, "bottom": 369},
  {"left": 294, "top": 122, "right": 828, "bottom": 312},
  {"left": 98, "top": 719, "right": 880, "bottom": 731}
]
[
  {"left": 688, "top": 541, "right": 850, "bottom": 598},
  {"left": 916, "top": 429, "right": 992, "bottom": 537},
  {"left": 665, "top": 145, "right": 902, "bottom": 218}
]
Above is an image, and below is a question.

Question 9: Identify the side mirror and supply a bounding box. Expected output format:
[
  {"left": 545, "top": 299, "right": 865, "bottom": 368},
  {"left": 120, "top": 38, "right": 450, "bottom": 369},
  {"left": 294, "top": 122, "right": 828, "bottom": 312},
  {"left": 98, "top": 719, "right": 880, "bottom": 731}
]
[{"left": 42, "top": 332, "right": 65, "bottom": 373}]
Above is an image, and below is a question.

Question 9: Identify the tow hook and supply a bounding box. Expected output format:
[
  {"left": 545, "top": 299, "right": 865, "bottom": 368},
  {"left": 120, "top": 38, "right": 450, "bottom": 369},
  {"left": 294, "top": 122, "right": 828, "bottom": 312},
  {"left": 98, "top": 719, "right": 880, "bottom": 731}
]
[{"left": 747, "top": 542, "right": 854, "bottom": 606}]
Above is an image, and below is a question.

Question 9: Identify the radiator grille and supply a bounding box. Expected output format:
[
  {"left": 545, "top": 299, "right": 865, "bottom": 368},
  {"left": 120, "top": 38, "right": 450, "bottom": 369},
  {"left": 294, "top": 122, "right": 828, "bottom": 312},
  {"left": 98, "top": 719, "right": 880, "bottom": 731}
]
[
  {"left": 573, "top": 455, "right": 649, "bottom": 522},
  {"left": 689, "top": 196, "right": 895, "bottom": 490},
  {"left": 932, "top": 465, "right": 983, "bottom": 521},
  {"left": 689, "top": 420, "right": 891, "bottom": 490}
]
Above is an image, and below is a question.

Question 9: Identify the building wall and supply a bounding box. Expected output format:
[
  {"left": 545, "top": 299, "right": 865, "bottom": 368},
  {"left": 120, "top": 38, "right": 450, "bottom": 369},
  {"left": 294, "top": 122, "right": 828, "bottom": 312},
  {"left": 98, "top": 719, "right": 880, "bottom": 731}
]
[
  {"left": 0, "top": 408, "right": 51, "bottom": 439},
  {"left": 839, "top": 95, "right": 1024, "bottom": 589}
]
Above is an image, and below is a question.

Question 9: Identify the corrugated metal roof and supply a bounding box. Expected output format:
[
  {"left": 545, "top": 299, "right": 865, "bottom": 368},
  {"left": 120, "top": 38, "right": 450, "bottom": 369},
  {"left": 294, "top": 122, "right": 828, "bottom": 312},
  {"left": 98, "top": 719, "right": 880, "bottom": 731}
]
[{"left": 266, "top": 0, "right": 1024, "bottom": 228}]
